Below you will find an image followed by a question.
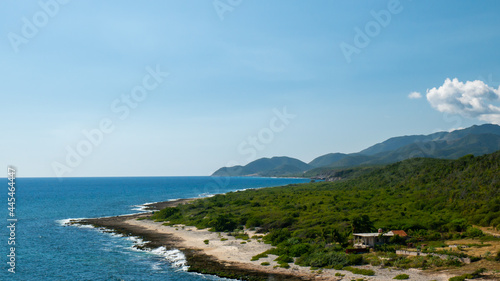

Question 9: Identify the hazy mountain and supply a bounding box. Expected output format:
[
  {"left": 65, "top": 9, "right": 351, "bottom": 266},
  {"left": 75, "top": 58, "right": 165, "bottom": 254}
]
[
  {"left": 212, "top": 124, "right": 500, "bottom": 177},
  {"left": 367, "top": 133, "right": 500, "bottom": 165},
  {"left": 308, "top": 153, "right": 348, "bottom": 168},
  {"left": 359, "top": 124, "right": 500, "bottom": 156},
  {"left": 212, "top": 156, "right": 311, "bottom": 176}
]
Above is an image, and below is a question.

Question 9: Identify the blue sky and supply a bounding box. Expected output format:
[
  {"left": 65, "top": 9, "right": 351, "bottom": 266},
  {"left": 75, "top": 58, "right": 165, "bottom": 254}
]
[{"left": 1, "top": 0, "right": 500, "bottom": 177}]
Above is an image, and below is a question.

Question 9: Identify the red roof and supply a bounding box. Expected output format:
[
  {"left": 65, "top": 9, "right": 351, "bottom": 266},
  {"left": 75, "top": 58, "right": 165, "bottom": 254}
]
[{"left": 391, "top": 230, "right": 408, "bottom": 237}]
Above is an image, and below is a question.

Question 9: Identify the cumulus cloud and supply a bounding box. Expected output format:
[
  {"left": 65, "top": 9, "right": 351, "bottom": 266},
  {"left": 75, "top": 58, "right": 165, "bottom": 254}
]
[
  {"left": 408, "top": 91, "right": 422, "bottom": 99},
  {"left": 426, "top": 78, "right": 500, "bottom": 124}
]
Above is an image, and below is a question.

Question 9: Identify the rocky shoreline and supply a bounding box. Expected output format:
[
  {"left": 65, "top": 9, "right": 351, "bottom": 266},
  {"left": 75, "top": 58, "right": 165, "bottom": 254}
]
[
  {"left": 77, "top": 199, "right": 307, "bottom": 281},
  {"left": 71, "top": 198, "right": 459, "bottom": 281}
]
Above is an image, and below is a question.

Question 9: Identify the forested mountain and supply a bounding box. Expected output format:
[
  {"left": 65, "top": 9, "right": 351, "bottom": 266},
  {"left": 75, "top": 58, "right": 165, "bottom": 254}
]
[
  {"left": 212, "top": 124, "right": 500, "bottom": 177},
  {"left": 212, "top": 156, "right": 311, "bottom": 177}
]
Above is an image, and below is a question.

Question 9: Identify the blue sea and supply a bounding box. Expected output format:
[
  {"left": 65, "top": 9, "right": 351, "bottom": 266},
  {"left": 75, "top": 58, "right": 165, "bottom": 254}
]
[{"left": 0, "top": 177, "right": 309, "bottom": 281}]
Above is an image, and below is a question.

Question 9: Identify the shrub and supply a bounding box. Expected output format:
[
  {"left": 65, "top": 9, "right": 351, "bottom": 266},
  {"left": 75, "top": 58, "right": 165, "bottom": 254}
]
[
  {"left": 343, "top": 266, "right": 375, "bottom": 276},
  {"left": 245, "top": 217, "right": 263, "bottom": 228},
  {"left": 203, "top": 239, "right": 209, "bottom": 245},
  {"left": 260, "top": 262, "right": 270, "bottom": 266},
  {"left": 306, "top": 251, "right": 349, "bottom": 268},
  {"left": 275, "top": 254, "right": 293, "bottom": 263},
  {"left": 347, "top": 254, "right": 364, "bottom": 265},
  {"left": 465, "top": 227, "right": 484, "bottom": 238},
  {"left": 278, "top": 261, "right": 290, "bottom": 268},
  {"left": 251, "top": 253, "right": 268, "bottom": 261},
  {"left": 150, "top": 207, "right": 179, "bottom": 221},
  {"left": 264, "top": 228, "right": 290, "bottom": 246},
  {"left": 289, "top": 243, "right": 311, "bottom": 257},
  {"left": 394, "top": 274, "right": 410, "bottom": 279},
  {"left": 210, "top": 214, "right": 237, "bottom": 232}
]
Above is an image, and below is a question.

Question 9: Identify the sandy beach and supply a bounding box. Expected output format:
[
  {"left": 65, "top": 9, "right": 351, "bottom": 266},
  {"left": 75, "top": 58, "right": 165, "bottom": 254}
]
[{"left": 78, "top": 199, "right": 455, "bottom": 281}]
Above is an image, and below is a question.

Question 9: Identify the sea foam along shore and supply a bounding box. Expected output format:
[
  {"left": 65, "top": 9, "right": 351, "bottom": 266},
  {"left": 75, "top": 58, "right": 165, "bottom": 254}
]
[{"left": 64, "top": 198, "right": 453, "bottom": 281}]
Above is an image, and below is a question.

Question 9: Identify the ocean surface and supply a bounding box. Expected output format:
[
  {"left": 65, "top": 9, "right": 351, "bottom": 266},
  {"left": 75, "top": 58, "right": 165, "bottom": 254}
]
[{"left": 0, "top": 176, "right": 309, "bottom": 281}]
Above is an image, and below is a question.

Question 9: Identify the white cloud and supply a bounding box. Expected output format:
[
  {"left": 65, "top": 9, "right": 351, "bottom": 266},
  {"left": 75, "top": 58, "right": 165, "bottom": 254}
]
[
  {"left": 408, "top": 91, "right": 422, "bottom": 99},
  {"left": 426, "top": 78, "right": 500, "bottom": 124}
]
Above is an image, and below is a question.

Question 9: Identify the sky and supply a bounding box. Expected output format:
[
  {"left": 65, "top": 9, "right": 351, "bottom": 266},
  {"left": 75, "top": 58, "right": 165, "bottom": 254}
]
[{"left": 1, "top": 0, "right": 500, "bottom": 177}]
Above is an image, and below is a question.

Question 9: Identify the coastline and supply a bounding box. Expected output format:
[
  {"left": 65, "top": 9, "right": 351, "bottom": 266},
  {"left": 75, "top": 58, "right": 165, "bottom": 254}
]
[
  {"left": 77, "top": 198, "right": 308, "bottom": 280},
  {"left": 75, "top": 198, "right": 452, "bottom": 281}
]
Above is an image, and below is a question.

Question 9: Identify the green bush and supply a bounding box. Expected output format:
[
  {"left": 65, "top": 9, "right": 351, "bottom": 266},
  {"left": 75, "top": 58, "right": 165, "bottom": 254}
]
[
  {"left": 306, "top": 251, "right": 349, "bottom": 268},
  {"left": 394, "top": 274, "right": 410, "bottom": 279},
  {"left": 150, "top": 207, "right": 179, "bottom": 221},
  {"left": 275, "top": 254, "right": 293, "bottom": 263},
  {"left": 289, "top": 243, "right": 311, "bottom": 257},
  {"left": 465, "top": 227, "right": 484, "bottom": 238},
  {"left": 260, "top": 262, "right": 270, "bottom": 266},
  {"left": 343, "top": 266, "right": 375, "bottom": 276},
  {"left": 264, "top": 228, "right": 291, "bottom": 246},
  {"left": 347, "top": 254, "right": 364, "bottom": 265},
  {"left": 245, "top": 217, "right": 263, "bottom": 228},
  {"left": 277, "top": 261, "right": 290, "bottom": 268},
  {"left": 250, "top": 253, "right": 268, "bottom": 261},
  {"left": 210, "top": 214, "right": 237, "bottom": 232}
]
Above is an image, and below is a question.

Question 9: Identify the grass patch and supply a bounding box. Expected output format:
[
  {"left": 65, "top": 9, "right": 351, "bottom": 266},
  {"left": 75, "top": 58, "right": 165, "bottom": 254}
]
[
  {"left": 203, "top": 239, "right": 209, "bottom": 245},
  {"left": 250, "top": 253, "right": 268, "bottom": 261},
  {"left": 394, "top": 274, "right": 410, "bottom": 279},
  {"left": 343, "top": 266, "right": 375, "bottom": 276},
  {"left": 260, "top": 262, "right": 270, "bottom": 266}
]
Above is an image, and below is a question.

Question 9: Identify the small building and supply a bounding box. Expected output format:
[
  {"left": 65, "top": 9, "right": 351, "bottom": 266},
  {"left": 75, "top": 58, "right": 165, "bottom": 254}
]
[{"left": 353, "top": 229, "right": 407, "bottom": 248}]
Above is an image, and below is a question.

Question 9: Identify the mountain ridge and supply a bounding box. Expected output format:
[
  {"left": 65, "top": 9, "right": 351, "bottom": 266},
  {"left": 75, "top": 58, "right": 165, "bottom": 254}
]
[{"left": 211, "top": 124, "right": 500, "bottom": 177}]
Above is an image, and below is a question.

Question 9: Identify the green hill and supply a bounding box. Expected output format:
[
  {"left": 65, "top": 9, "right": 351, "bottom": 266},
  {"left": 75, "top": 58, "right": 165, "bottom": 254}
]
[
  {"left": 212, "top": 156, "right": 311, "bottom": 176},
  {"left": 308, "top": 153, "right": 348, "bottom": 168}
]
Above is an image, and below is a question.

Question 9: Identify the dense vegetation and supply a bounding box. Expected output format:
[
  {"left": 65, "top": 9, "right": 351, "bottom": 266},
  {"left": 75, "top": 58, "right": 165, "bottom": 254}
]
[{"left": 151, "top": 151, "right": 500, "bottom": 269}]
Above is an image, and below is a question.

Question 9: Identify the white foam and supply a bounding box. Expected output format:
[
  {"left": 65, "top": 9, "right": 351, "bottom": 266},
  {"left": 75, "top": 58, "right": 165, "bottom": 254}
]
[
  {"left": 126, "top": 236, "right": 145, "bottom": 246},
  {"left": 197, "top": 192, "right": 215, "bottom": 198},
  {"left": 55, "top": 218, "right": 95, "bottom": 228},
  {"left": 109, "top": 232, "right": 124, "bottom": 238},
  {"left": 55, "top": 218, "right": 74, "bottom": 226},
  {"left": 131, "top": 200, "right": 166, "bottom": 212},
  {"left": 151, "top": 262, "right": 162, "bottom": 271},
  {"left": 150, "top": 247, "right": 188, "bottom": 271},
  {"left": 131, "top": 205, "right": 148, "bottom": 212}
]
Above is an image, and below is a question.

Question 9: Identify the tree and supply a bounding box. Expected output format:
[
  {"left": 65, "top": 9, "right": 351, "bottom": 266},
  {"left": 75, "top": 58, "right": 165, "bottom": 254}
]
[
  {"left": 351, "top": 215, "right": 374, "bottom": 233},
  {"left": 211, "top": 214, "right": 237, "bottom": 232}
]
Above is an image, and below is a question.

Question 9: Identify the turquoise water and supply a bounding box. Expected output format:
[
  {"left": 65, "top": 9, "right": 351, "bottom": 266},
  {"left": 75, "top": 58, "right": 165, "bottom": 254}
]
[{"left": 0, "top": 177, "right": 309, "bottom": 280}]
